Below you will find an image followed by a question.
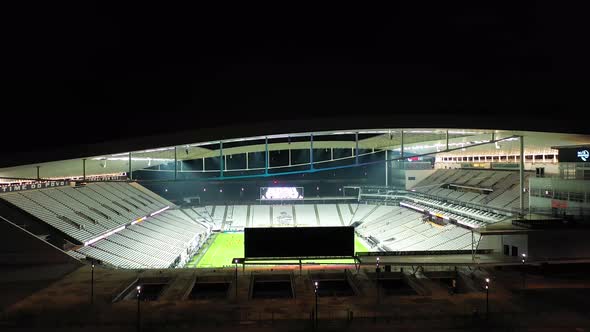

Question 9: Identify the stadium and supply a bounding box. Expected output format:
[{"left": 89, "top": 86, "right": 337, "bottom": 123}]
[
  {"left": 1, "top": 126, "right": 590, "bottom": 330},
  {"left": 3, "top": 3, "right": 590, "bottom": 330}
]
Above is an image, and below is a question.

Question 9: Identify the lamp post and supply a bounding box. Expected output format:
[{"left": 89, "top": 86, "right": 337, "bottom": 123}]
[
  {"left": 136, "top": 285, "right": 141, "bottom": 332},
  {"left": 234, "top": 259, "right": 238, "bottom": 299},
  {"left": 521, "top": 253, "right": 527, "bottom": 290},
  {"left": 485, "top": 278, "right": 490, "bottom": 320},
  {"left": 90, "top": 263, "right": 95, "bottom": 304},
  {"left": 314, "top": 281, "right": 318, "bottom": 328},
  {"left": 376, "top": 257, "right": 381, "bottom": 305}
]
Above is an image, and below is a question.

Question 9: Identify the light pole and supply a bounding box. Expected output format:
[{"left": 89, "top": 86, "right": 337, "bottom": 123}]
[
  {"left": 90, "top": 263, "right": 95, "bottom": 304},
  {"left": 485, "top": 278, "right": 490, "bottom": 320},
  {"left": 136, "top": 285, "right": 141, "bottom": 332},
  {"left": 521, "top": 253, "right": 527, "bottom": 290},
  {"left": 314, "top": 281, "right": 318, "bottom": 328},
  {"left": 234, "top": 258, "right": 238, "bottom": 299},
  {"left": 376, "top": 257, "right": 381, "bottom": 305}
]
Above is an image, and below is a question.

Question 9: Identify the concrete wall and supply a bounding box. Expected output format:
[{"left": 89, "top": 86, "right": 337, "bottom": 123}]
[
  {"left": 501, "top": 234, "right": 528, "bottom": 257},
  {"left": 477, "top": 234, "right": 502, "bottom": 252}
]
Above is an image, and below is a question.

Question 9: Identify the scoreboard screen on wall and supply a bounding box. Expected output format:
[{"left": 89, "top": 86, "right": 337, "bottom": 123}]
[
  {"left": 260, "top": 187, "right": 304, "bottom": 200},
  {"left": 244, "top": 227, "right": 355, "bottom": 258}
]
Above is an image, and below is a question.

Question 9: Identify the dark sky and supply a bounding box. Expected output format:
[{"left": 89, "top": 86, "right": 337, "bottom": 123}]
[{"left": 1, "top": 3, "right": 587, "bottom": 164}]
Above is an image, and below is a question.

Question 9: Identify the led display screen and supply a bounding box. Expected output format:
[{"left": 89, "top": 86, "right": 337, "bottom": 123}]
[
  {"left": 260, "top": 187, "right": 304, "bottom": 200},
  {"left": 244, "top": 227, "right": 355, "bottom": 258}
]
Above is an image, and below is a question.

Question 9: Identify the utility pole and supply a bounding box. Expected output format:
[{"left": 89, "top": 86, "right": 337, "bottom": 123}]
[{"left": 90, "top": 263, "right": 94, "bottom": 304}]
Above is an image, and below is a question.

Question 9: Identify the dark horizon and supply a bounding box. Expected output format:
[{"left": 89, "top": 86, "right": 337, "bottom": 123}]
[{"left": 1, "top": 3, "right": 587, "bottom": 163}]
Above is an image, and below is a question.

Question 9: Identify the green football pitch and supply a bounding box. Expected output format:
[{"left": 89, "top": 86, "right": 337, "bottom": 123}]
[{"left": 185, "top": 232, "right": 369, "bottom": 268}]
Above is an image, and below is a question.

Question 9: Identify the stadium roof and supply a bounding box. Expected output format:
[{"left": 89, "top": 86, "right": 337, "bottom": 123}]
[{"left": 1, "top": 128, "right": 588, "bottom": 181}]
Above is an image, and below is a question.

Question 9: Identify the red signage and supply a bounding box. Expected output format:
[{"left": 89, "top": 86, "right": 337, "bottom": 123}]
[{"left": 551, "top": 199, "right": 568, "bottom": 209}]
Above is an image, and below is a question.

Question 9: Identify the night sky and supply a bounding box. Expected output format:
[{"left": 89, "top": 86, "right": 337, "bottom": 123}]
[{"left": 1, "top": 3, "right": 587, "bottom": 164}]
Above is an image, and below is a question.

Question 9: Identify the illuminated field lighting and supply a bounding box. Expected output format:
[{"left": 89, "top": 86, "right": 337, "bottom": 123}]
[
  {"left": 485, "top": 278, "right": 490, "bottom": 283},
  {"left": 150, "top": 206, "right": 170, "bottom": 217},
  {"left": 131, "top": 216, "right": 147, "bottom": 225},
  {"left": 84, "top": 225, "right": 126, "bottom": 246},
  {"left": 203, "top": 188, "right": 207, "bottom": 192},
  {"left": 241, "top": 188, "right": 244, "bottom": 191},
  {"left": 219, "top": 189, "right": 223, "bottom": 193}
]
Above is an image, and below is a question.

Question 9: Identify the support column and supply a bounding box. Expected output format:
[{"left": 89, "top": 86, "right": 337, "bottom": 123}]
[
  {"left": 36, "top": 166, "right": 41, "bottom": 181},
  {"left": 471, "top": 229, "right": 475, "bottom": 262},
  {"left": 310, "top": 134, "right": 314, "bottom": 170},
  {"left": 128, "top": 153, "right": 133, "bottom": 180},
  {"left": 174, "top": 147, "right": 178, "bottom": 181},
  {"left": 446, "top": 130, "right": 449, "bottom": 151},
  {"left": 220, "top": 141, "right": 224, "bottom": 178},
  {"left": 288, "top": 149, "right": 291, "bottom": 166},
  {"left": 331, "top": 147, "right": 334, "bottom": 161},
  {"left": 265, "top": 137, "right": 269, "bottom": 175},
  {"left": 401, "top": 130, "right": 405, "bottom": 159},
  {"left": 202, "top": 157, "right": 205, "bottom": 172},
  {"left": 520, "top": 136, "right": 525, "bottom": 213},
  {"left": 82, "top": 159, "right": 86, "bottom": 181},
  {"left": 384, "top": 150, "right": 388, "bottom": 187},
  {"left": 246, "top": 152, "right": 249, "bottom": 170},
  {"left": 355, "top": 132, "right": 359, "bottom": 165}
]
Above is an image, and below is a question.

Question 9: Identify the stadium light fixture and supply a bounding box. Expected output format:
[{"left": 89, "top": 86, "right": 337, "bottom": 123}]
[
  {"left": 150, "top": 206, "right": 170, "bottom": 217},
  {"left": 164, "top": 188, "right": 168, "bottom": 192}
]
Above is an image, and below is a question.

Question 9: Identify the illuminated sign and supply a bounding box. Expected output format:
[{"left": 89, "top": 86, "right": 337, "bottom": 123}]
[
  {"left": 558, "top": 147, "right": 590, "bottom": 163},
  {"left": 260, "top": 187, "right": 304, "bottom": 200},
  {"left": 0, "top": 180, "right": 69, "bottom": 193}
]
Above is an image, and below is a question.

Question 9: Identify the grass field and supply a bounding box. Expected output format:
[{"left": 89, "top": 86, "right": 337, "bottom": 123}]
[{"left": 185, "top": 232, "right": 369, "bottom": 268}]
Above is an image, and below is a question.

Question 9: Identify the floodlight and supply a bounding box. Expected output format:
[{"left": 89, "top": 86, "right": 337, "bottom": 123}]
[{"left": 485, "top": 278, "right": 490, "bottom": 283}]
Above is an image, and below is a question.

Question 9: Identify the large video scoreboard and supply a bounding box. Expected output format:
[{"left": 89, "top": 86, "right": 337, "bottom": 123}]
[
  {"left": 244, "top": 226, "right": 355, "bottom": 258},
  {"left": 259, "top": 187, "right": 304, "bottom": 200}
]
